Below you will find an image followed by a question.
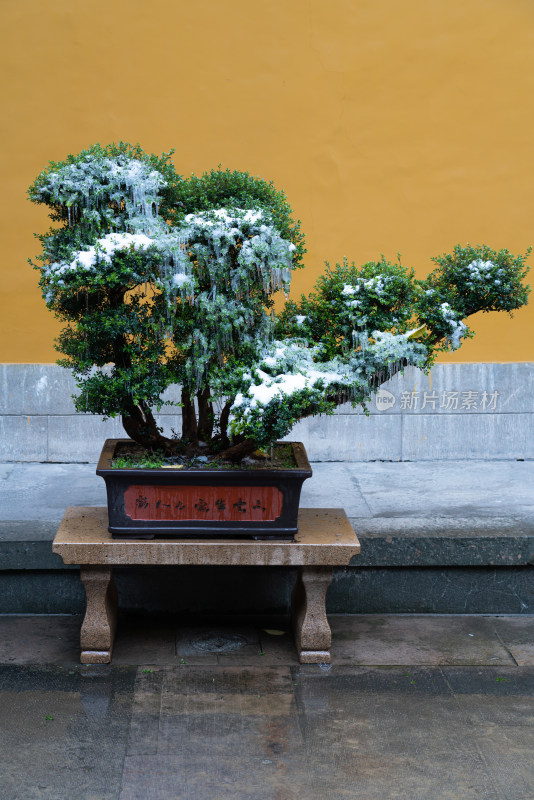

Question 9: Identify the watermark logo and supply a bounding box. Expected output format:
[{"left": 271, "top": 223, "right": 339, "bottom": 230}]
[
  {"left": 375, "top": 389, "right": 396, "bottom": 411},
  {"left": 374, "top": 387, "right": 500, "bottom": 412},
  {"left": 399, "top": 389, "right": 499, "bottom": 411}
]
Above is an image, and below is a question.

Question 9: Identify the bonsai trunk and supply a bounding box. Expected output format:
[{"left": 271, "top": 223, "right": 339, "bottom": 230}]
[
  {"left": 218, "top": 401, "right": 232, "bottom": 449},
  {"left": 181, "top": 388, "right": 198, "bottom": 443},
  {"left": 121, "top": 400, "right": 172, "bottom": 451},
  {"left": 120, "top": 384, "right": 258, "bottom": 462},
  {"left": 219, "top": 438, "right": 257, "bottom": 462},
  {"left": 197, "top": 388, "right": 214, "bottom": 442}
]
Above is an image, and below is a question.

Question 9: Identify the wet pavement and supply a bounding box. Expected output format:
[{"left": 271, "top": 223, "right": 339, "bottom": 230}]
[{"left": 1, "top": 613, "right": 533, "bottom": 799}]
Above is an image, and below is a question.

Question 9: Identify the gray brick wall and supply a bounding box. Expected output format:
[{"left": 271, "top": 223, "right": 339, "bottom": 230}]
[{"left": 1, "top": 363, "right": 533, "bottom": 462}]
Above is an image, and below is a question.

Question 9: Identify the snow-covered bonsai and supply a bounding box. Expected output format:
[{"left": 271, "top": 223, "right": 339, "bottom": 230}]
[{"left": 29, "top": 142, "right": 530, "bottom": 462}]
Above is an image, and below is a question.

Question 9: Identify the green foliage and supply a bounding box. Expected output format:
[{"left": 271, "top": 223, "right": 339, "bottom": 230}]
[
  {"left": 230, "top": 247, "right": 530, "bottom": 446},
  {"left": 168, "top": 166, "right": 306, "bottom": 267},
  {"left": 28, "top": 142, "right": 530, "bottom": 457},
  {"left": 28, "top": 141, "right": 177, "bottom": 222},
  {"left": 276, "top": 256, "right": 418, "bottom": 359},
  {"left": 428, "top": 243, "right": 530, "bottom": 315},
  {"left": 415, "top": 244, "right": 531, "bottom": 351},
  {"left": 28, "top": 143, "right": 306, "bottom": 453},
  {"left": 232, "top": 386, "right": 338, "bottom": 448}
]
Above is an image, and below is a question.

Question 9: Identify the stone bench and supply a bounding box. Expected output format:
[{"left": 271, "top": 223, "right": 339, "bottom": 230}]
[{"left": 53, "top": 506, "right": 361, "bottom": 665}]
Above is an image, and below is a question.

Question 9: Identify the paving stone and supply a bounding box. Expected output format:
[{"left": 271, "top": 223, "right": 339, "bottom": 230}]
[
  {"left": 0, "top": 573, "right": 85, "bottom": 614},
  {"left": 465, "top": 725, "right": 534, "bottom": 799},
  {"left": 0, "top": 538, "right": 67, "bottom": 570},
  {"left": 0, "top": 463, "right": 106, "bottom": 523},
  {"left": 1, "top": 613, "right": 527, "bottom": 669},
  {"left": 0, "top": 615, "right": 81, "bottom": 664},
  {"left": 112, "top": 616, "right": 177, "bottom": 666},
  {"left": 257, "top": 628, "right": 299, "bottom": 666},
  {"left": 119, "top": 753, "right": 305, "bottom": 800},
  {"left": 299, "top": 461, "right": 371, "bottom": 516},
  {"left": 120, "top": 665, "right": 307, "bottom": 799},
  {"left": 126, "top": 667, "right": 165, "bottom": 757},
  {"left": 399, "top": 362, "right": 534, "bottom": 416},
  {"left": 349, "top": 459, "right": 534, "bottom": 519},
  {"left": 48, "top": 415, "right": 125, "bottom": 461},
  {"left": 348, "top": 523, "right": 534, "bottom": 567},
  {"left": 492, "top": 615, "right": 534, "bottom": 666},
  {"left": 329, "top": 566, "right": 534, "bottom": 614},
  {"left": 3, "top": 363, "right": 533, "bottom": 461},
  {"left": 0, "top": 664, "right": 136, "bottom": 800},
  {"left": 442, "top": 666, "right": 534, "bottom": 725},
  {"left": 2, "top": 460, "right": 534, "bottom": 617},
  {"left": 0, "top": 463, "right": 14, "bottom": 479},
  {"left": 48, "top": 414, "right": 182, "bottom": 462},
  {"left": 329, "top": 614, "right": 516, "bottom": 666},
  {"left": 1, "top": 654, "right": 534, "bottom": 799},
  {"left": 441, "top": 666, "right": 534, "bottom": 799},
  {"left": 289, "top": 665, "right": 502, "bottom": 800},
  {"left": 175, "top": 625, "right": 259, "bottom": 664},
  {"left": 332, "top": 362, "right": 534, "bottom": 416},
  {"left": 0, "top": 364, "right": 78, "bottom": 415}
]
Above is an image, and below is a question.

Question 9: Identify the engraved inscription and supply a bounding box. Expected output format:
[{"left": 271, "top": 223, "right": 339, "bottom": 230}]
[{"left": 124, "top": 485, "right": 284, "bottom": 522}]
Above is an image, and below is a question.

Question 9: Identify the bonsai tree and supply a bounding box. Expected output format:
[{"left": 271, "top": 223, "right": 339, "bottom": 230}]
[{"left": 28, "top": 142, "right": 530, "bottom": 462}]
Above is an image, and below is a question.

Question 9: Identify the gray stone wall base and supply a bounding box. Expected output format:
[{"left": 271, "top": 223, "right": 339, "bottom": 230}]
[
  {"left": 1, "top": 362, "right": 533, "bottom": 461},
  {"left": 1, "top": 565, "right": 532, "bottom": 615}
]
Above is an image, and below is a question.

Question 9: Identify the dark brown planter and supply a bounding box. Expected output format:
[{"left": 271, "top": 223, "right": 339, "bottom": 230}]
[{"left": 96, "top": 439, "right": 312, "bottom": 540}]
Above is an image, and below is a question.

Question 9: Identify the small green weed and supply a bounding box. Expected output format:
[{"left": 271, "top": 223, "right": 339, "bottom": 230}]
[{"left": 112, "top": 453, "right": 165, "bottom": 469}]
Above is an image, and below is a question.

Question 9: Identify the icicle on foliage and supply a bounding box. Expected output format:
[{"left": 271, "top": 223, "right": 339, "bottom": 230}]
[
  {"left": 172, "top": 208, "right": 297, "bottom": 393},
  {"left": 28, "top": 143, "right": 193, "bottom": 311},
  {"left": 27, "top": 143, "right": 194, "bottom": 439}
]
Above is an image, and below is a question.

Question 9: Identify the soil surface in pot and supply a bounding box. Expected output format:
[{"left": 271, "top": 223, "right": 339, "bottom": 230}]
[{"left": 110, "top": 442, "right": 298, "bottom": 471}]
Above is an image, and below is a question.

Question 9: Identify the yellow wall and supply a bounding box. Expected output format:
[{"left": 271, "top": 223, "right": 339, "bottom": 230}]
[{"left": 1, "top": 0, "right": 533, "bottom": 362}]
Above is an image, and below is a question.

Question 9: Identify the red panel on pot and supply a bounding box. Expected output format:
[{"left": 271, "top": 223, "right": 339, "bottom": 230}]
[{"left": 124, "top": 485, "right": 284, "bottom": 522}]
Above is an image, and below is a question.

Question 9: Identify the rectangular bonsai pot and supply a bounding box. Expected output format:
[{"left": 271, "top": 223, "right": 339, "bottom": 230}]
[{"left": 96, "top": 439, "right": 312, "bottom": 540}]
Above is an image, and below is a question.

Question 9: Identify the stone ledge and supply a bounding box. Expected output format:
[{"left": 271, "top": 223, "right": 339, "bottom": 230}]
[{"left": 347, "top": 516, "right": 534, "bottom": 567}]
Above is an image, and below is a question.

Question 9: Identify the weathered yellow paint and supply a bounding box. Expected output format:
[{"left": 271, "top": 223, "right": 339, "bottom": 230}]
[{"left": 1, "top": 0, "right": 533, "bottom": 362}]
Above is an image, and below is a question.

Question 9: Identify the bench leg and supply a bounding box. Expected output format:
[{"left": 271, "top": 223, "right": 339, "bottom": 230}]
[
  {"left": 80, "top": 566, "right": 118, "bottom": 665},
  {"left": 292, "top": 566, "right": 333, "bottom": 664}
]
